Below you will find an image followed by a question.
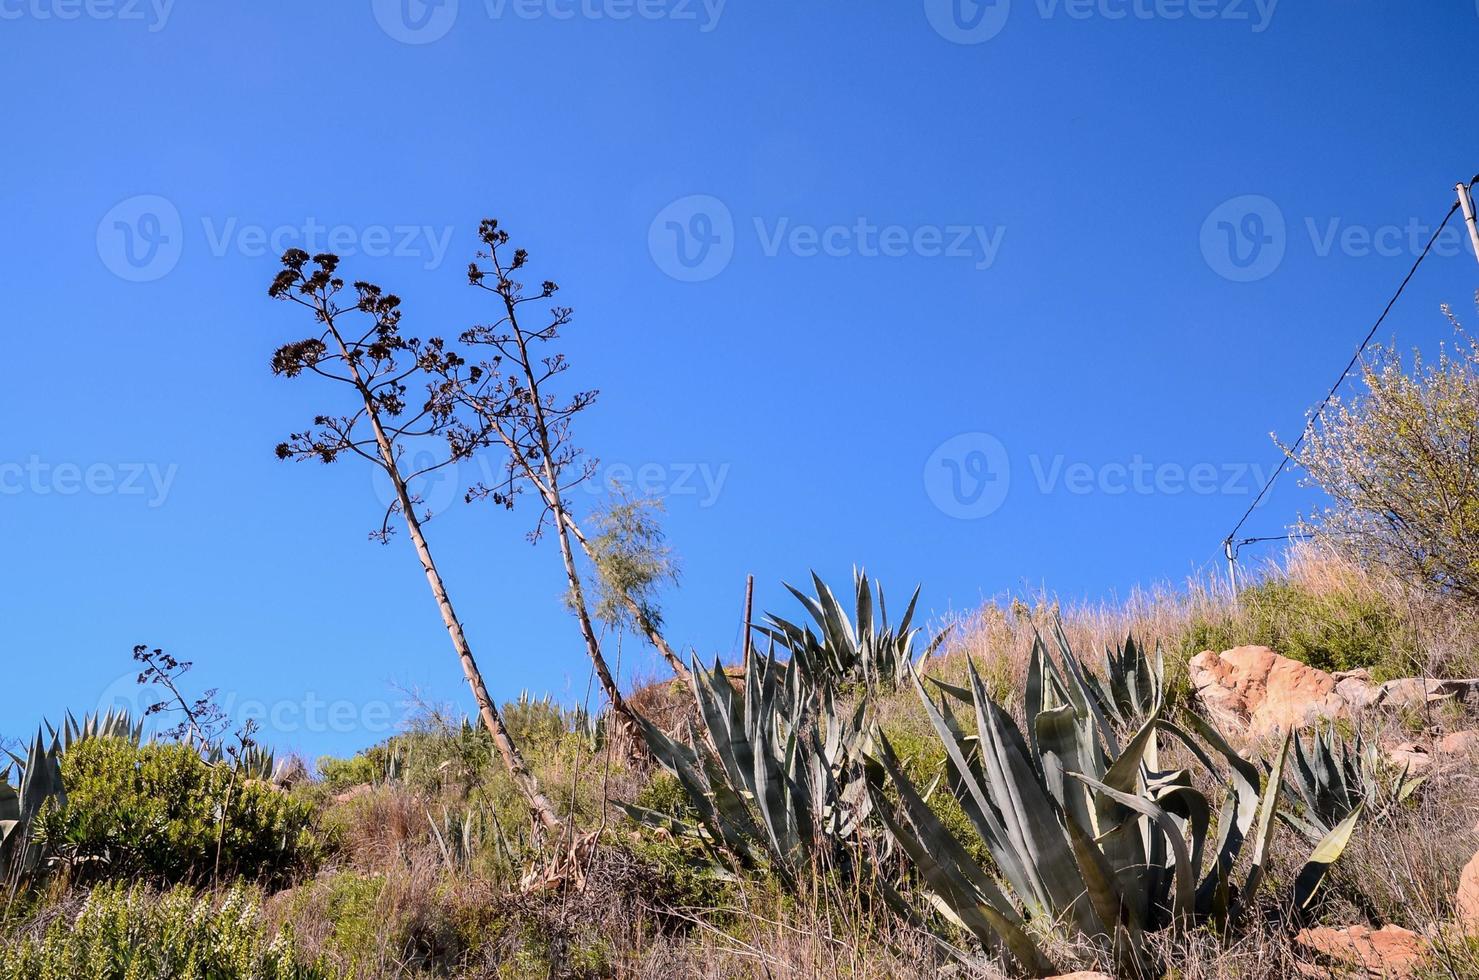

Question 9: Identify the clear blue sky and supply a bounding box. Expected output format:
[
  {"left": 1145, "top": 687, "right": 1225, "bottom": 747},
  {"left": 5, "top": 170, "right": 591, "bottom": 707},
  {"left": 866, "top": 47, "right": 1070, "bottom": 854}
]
[{"left": 3, "top": 1, "right": 1477, "bottom": 760}]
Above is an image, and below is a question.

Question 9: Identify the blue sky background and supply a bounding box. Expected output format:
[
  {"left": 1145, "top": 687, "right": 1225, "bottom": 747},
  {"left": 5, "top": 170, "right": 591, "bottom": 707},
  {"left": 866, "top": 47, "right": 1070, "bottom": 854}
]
[{"left": 2, "top": 0, "right": 1478, "bottom": 760}]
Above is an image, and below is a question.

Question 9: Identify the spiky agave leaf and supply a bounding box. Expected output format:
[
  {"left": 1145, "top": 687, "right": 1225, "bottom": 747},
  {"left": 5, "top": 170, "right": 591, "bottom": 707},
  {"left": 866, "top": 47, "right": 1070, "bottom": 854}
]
[
  {"left": 873, "top": 649, "right": 1361, "bottom": 973},
  {"left": 760, "top": 569, "right": 947, "bottom": 690},
  {"left": 626, "top": 651, "right": 871, "bottom": 885},
  {"left": 0, "top": 728, "right": 66, "bottom": 889},
  {"left": 1281, "top": 726, "right": 1418, "bottom": 842}
]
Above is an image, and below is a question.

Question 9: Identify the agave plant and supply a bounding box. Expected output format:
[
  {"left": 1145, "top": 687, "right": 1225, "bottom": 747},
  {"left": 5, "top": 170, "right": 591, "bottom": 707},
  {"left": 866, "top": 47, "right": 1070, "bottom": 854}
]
[
  {"left": 48, "top": 708, "right": 146, "bottom": 752},
  {"left": 865, "top": 642, "right": 1361, "bottom": 978},
  {"left": 1280, "top": 726, "right": 1422, "bottom": 843},
  {"left": 1095, "top": 630, "right": 1165, "bottom": 728},
  {"left": 622, "top": 650, "right": 872, "bottom": 887},
  {"left": 427, "top": 806, "right": 479, "bottom": 873},
  {"left": 1, "top": 729, "right": 66, "bottom": 892},
  {"left": 760, "top": 569, "right": 948, "bottom": 690}
]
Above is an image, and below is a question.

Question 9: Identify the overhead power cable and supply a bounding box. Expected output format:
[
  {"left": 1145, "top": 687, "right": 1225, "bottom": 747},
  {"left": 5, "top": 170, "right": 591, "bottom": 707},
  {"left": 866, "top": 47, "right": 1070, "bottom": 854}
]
[{"left": 1222, "top": 196, "right": 1465, "bottom": 560}]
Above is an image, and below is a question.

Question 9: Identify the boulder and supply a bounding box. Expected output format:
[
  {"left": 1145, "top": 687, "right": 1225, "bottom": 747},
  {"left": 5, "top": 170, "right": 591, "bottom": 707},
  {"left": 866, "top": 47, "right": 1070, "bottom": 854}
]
[
  {"left": 1385, "top": 730, "right": 1479, "bottom": 774},
  {"left": 1189, "top": 646, "right": 1348, "bottom": 737},
  {"left": 1334, "top": 668, "right": 1380, "bottom": 709},
  {"left": 1371, "top": 677, "right": 1479, "bottom": 712},
  {"left": 1458, "top": 848, "right": 1479, "bottom": 931},
  {"left": 331, "top": 784, "right": 374, "bottom": 805},
  {"left": 1295, "top": 924, "right": 1426, "bottom": 977}
]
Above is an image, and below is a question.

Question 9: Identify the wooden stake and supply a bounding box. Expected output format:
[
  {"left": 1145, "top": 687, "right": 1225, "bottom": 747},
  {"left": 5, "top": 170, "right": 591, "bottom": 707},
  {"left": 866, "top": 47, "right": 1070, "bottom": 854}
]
[{"left": 742, "top": 574, "right": 755, "bottom": 671}]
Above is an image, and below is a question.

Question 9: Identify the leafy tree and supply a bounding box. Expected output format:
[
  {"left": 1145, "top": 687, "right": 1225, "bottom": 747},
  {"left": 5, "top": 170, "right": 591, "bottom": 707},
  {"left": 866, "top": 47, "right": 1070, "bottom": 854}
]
[{"left": 1289, "top": 308, "right": 1479, "bottom": 604}]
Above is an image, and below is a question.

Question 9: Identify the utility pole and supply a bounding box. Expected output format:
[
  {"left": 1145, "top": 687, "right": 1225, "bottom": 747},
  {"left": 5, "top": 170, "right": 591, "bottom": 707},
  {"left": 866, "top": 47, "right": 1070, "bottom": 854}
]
[
  {"left": 1222, "top": 537, "right": 1240, "bottom": 612},
  {"left": 1457, "top": 177, "right": 1479, "bottom": 268},
  {"left": 741, "top": 574, "right": 755, "bottom": 672}
]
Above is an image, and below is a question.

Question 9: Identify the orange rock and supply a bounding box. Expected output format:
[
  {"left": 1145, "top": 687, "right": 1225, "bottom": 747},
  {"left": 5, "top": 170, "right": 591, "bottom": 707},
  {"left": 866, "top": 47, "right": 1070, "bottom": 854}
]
[
  {"left": 1458, "top": 849, "right": 1479, "bottom": 930},
  {"left": 1385, "top": 730, "right": 1479, "bottom": 774},
  {"left": 1189, "top": 646, "right": 1348, "bottom": 737},
  {"left": 331, "top": 784, "right": 374, "bottom": 804},
  {"left": 1437, "top": 730, "right": 1479, "bottom": 756},
  {"left": 1296, "top": 924, "right": 1426, "bottom": 977}
]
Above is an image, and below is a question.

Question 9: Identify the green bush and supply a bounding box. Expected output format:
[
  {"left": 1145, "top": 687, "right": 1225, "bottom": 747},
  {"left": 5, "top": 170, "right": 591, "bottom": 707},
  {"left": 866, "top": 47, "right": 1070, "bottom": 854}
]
[
  {"left": 0, "top": 882, "right": 332, "bottom": 979},
  {"left": 315, "top": 751, "right": 384, "bottom": 791},
  {"left": 620, "top": 773, "right": 731, "bottom": 911},
  {"left": 34, "top": 737, "right": 323, "bottom": 887},
  {"left": 1179, "top": 576, "right": 1413, "bottom": 679}
]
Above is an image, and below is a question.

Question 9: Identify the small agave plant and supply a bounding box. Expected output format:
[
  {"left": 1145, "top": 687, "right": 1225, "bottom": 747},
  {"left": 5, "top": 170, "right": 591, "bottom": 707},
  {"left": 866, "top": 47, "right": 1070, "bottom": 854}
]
[
  {"left": 759, "top": 569, "right": 949, "bottom": 691},
  {"left": 1, "top": 729, "right": 66, "bottom": 892},
  {"left": 1094, "top": 629, "right": 1165, "bottom": 729},
  {"left": 866, "top": 634, "right": 1362, "bottom": 978},
  {"left": 1280, "top": 726, "right": 1422, "bottom": 843},
  {"left": 622, "top": 650, "right": 873, "bottom": 888}
]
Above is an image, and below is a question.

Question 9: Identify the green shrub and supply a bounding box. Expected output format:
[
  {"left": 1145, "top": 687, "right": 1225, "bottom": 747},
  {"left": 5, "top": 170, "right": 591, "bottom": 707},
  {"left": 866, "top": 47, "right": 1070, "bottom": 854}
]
[
  {"left": 619, "top": 773, "right": 731, "bottom": 911},
  {"left": 34, "top": 737, "right": 323, "bottom": 887},
  {"left": 0, "top": 882, "right": 332, "bottom": 979},
  {"left": 1179, "top": 576, "right": 1412, "bottom": 679},
  {"left": 315, "top": 751, "right": 383, "bottom": 791}
]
